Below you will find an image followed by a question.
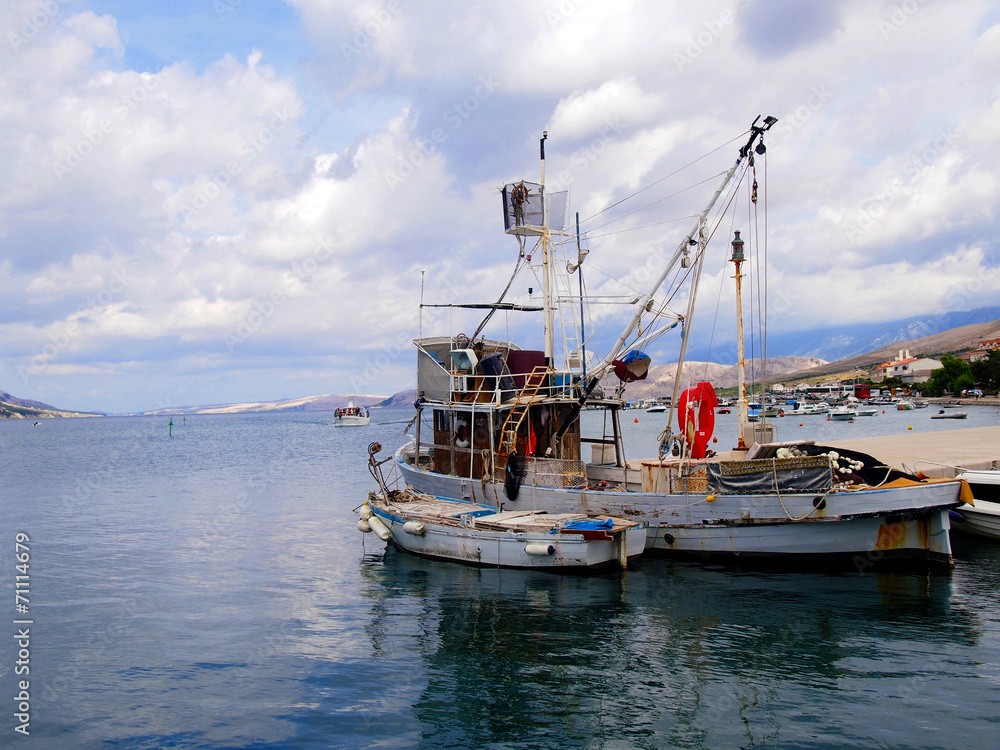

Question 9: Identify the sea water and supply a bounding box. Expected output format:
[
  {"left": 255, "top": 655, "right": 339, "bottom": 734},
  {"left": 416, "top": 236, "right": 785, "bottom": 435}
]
[{"left": 1, "top": 408, "right": 999, "bottom": 749}]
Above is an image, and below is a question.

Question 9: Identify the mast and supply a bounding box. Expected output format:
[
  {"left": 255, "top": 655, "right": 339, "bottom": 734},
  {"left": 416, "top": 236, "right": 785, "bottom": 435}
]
[
  {"left": 731, "top": 230, "right": 749, "bottom": 450},
  {"left": 540, "top": 131, "right": 554, "bottom": 364},
  {"left": 545, "top": 115, "right": 777, "bottom": 456}
]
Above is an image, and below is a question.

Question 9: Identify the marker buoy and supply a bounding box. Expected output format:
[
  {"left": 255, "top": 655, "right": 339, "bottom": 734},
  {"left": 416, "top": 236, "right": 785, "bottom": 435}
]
[
  {"left": 634, "top": 417, "right": 639, "bottom": 423},
  {"left": 908, "top": 425, "right": 913, "bottom": 430},
  {"left": 799, "top": 422, "right": 804, "bottom": 426}
]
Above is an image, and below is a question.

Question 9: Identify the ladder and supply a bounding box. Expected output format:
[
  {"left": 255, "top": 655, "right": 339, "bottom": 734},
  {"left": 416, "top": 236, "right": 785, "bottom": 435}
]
[
  {"left": 499, "top": 366, "right": 550, "bottom": 455},
  {"left": 551, "top": 257, "right": 583, "bottom": 369}
]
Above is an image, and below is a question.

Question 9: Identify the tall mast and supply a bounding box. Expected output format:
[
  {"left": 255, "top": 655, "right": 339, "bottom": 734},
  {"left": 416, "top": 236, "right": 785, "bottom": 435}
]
[
  {"left": 540, "top": 131, "right": 554, "bottom": 364},
  {"left": 731, "top": 231, "right": 749, "bottom": 450}
]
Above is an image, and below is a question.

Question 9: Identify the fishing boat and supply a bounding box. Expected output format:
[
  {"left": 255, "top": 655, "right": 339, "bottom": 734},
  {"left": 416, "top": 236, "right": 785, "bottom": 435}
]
[
  {"left": 951, "top": 470, "right": 1000, "bottom": 540},
  {"left": 360, "top": 444, "right": 645, "bottom": 569},
  {"left": 333, "top": 398, "right": 370, "bottom": 426},
  {"left": 389, "top": 119, "right": 963, "bottom": 568}
]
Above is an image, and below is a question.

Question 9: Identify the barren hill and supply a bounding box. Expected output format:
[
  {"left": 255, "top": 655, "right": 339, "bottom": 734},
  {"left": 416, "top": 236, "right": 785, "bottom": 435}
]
[
  {"left": 616, "top": 357, "right": 827, "bottom": 400},
  {"left": 779, "top": 318, "right": 1000, "bottom": 383}
]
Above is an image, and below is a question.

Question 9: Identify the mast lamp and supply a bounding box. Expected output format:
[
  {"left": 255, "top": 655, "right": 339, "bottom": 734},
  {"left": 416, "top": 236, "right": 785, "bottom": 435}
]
[{"left": 731, "top": 230, "right": 745, "bottom": 261}]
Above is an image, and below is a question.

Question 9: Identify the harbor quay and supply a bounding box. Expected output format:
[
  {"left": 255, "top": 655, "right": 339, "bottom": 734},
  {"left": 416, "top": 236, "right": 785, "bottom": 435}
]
[{"left": 830, "top": 425, "right": 1000, "bottom": 477}]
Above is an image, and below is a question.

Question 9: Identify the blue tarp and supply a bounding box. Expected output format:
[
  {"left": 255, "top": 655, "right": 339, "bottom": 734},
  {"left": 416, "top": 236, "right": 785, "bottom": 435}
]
[{"left": 558, "top": 518, "right": 615, "bottom": 531}]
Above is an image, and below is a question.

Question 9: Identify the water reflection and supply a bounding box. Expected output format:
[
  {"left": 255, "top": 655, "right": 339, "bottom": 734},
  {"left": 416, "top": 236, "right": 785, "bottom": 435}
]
[{"left": 359, "top": 550, "right": 984, "bottom": 749}]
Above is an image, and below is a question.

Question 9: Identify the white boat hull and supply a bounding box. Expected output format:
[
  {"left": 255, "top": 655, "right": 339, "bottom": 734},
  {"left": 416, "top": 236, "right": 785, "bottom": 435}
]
[
  {"left": 396, "top": 446, "right": 958, "bottom": 567},
  {"left": 953, "top": 504, "right": 1000, "bottom": 540},
  {"left": 333, "top": 416, "right": 370, "bottom": 426},
  {"left": 368, "top": 503, "right": 647, "bottom": 570}
]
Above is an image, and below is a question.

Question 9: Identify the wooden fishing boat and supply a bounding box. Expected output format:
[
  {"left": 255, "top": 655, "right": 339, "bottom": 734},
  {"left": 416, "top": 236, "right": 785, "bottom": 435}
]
[
  {"left": 360, "top": 445, "right": 645, "bottom": 569},
  {"left": 383, "top": 118, "right": 963, "bottom": 569}
]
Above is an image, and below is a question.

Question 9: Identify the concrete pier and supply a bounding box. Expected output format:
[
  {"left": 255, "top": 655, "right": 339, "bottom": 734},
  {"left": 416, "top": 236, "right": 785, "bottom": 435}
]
[{"left": 829, "top": 425, "right": 1000, "bottom": 477}]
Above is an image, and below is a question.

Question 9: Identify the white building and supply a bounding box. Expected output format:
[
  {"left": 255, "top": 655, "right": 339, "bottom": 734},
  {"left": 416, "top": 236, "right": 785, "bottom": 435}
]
[{"left": 874, "top": 349, "right": 942, "bottom": 384}]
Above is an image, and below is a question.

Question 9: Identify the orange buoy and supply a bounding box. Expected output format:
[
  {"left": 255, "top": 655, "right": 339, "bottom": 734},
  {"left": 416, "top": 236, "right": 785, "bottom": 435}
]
[
  {"left": 799, "top": 422, "right": 804, "bottom": 426},
  {"left": 634, "top": 417, "right": 639, "bottom": 423}
]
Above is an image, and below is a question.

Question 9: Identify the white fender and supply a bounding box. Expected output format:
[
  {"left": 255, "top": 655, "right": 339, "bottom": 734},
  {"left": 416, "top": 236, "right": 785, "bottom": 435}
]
[
  {"left": 525, "top": 543, "right": 555, "bottom": 556},
  {"left": 359, "top": 505, "right": 373, "bottom": 520},
  {"left": 403, "top": 521, "right": 426, "bottom": 536},
  {"left": 368, "top": 514, "right": 391, "bottom": 541},
  {"left": 357, "top": 518, "right": 372, "bottom": 533}
]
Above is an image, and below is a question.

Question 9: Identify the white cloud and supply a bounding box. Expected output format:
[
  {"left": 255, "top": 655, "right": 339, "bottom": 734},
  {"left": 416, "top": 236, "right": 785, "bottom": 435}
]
[{"left": 3, "top": 0, "right": 1000, "bottom": 412}]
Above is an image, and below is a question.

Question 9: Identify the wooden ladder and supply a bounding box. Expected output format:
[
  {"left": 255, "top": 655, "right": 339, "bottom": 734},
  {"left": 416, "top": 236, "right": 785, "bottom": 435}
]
[{"left": 498, "top": 366, "right": 550, "bottom": 455}]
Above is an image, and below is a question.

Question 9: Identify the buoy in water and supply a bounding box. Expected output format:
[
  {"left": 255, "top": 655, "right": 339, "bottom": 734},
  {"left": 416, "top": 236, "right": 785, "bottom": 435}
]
[
  {"left": 634, "top": 417, "right": 639, "bottom": 423},
  {"left": 799, "top": 422, "right": 804, "bottom": 426},
  {"left": 908, "top": 425, "right": 913, "bottom": 430}
]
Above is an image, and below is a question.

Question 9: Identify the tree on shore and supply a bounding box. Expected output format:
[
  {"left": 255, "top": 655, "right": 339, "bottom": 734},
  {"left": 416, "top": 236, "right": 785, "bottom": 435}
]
[
  {"left": 971, "top": 350, "right": 1000, "bottom": 393},
  {"left": 924, "top": 355, "right": 975, "bottom": 396}
]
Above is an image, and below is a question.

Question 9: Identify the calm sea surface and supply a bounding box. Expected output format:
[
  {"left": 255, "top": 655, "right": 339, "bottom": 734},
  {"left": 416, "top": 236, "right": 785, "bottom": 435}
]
[{"left": 2, "top": 407, "right": 999, "bottom": 749}]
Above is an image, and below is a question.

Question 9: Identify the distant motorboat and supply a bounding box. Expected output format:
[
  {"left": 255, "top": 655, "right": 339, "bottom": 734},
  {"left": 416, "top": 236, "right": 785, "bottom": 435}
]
[
  {"left": 931, "top": 410, "right": 967, "bottom": 420},
  {"left": 646, "top": 404, "right": 667, "bottom": 413},
  {"left": 856, "top": 407, "right": 878, "bottom": 417},
  {"left": 896, "top": 400, "right": 916, "bottom": 410},
  {"left": 829, "top": 406, "right": 857, "bottom": 421},
  {"left": 333, "top": 398, "right": 370, "bottom": 426}
]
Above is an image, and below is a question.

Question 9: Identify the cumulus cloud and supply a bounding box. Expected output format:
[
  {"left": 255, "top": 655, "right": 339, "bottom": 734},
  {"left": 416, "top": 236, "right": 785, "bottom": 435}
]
[{"left": 2, "top": 0, "right": 1000, "bottom": 412}]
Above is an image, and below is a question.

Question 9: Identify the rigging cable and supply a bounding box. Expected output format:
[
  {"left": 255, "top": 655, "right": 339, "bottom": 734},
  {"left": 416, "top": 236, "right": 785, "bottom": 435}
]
[
  {"left": 583, "top": 173, "right": 726, "bottom": 234},
  {"left": 579, "top": 131, "right": 750, "bottom": 225}
]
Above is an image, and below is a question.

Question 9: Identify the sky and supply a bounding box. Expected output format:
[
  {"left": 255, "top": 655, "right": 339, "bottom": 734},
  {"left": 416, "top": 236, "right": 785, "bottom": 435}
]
[{"left": 3, "top": 0, "right": 1000, "bottom": 413}]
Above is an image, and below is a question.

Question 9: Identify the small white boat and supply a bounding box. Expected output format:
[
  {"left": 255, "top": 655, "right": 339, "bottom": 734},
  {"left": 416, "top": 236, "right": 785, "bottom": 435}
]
[
  {"left": 913, "top": 401, "right": 929, "bottom": 409},
  {"left": 802, "top": 403, "right": 828, "bottom": 415},
  {"left": 931, "top": 410, "right": 968, "bottom": 420},
  {"left": 896, "top": 400, "right": 916, "bottom": 411},
  {"left": 856, "top": 406, "right": 878, "bottom": 417},
  {"left": 360, "top": 489, "right": 646, "bottom": 570},
  {"left": 333, "top": 398, "right": 370, "bottom": 426},
  {"left": 645, "top": 404, "right": 667, "bottom": 413},
  {"left": 952, "top": 470, "right": 1000, "bottom": 540},
  {"left": 829, "top": 406, "right": 857, "bottom": 421}
]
